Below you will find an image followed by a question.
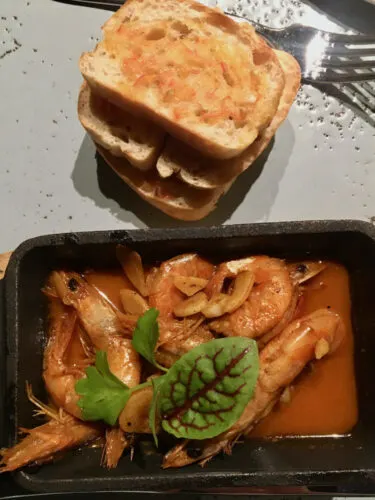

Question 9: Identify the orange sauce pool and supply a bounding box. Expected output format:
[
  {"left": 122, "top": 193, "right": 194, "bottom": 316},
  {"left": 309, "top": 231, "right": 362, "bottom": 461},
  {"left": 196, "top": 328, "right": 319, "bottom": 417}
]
[
  {"left": 251, "top": 262, "right": 358, "bottom": 438},
  {"left": 85, "top": 270, "right": 133, "bottom": 310},
  {"left": 84, "top": 262, "right": 358, "bottom": 438}
]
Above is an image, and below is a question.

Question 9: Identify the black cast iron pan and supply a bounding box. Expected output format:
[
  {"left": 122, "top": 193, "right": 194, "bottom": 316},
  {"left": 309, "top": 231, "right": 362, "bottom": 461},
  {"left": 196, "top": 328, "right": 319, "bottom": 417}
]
[{"left": 1, "top": 221, "right": 375, "bottom": 495}]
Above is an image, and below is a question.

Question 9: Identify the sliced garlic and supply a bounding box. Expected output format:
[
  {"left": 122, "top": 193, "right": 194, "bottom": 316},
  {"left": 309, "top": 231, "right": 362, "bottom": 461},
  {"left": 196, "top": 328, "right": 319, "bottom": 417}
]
[
  {"left": 315, "top": 338, "right": 330, "bottom": 359},
  {"left": 202, "top": 271, "right": 254, "bottom": 318},
  {"left": 117, "top": 245, "right": 148, "bottom": 297},
  {"left": 173, "top": 275, "right": 209, "bottom": 297},
  {"left": 202, "top": 293, "right": 229, "bottom": 318},
  {"left": 173, "top": 291, "right": 208, "bottom": 317},
  {"left": 120, "top": 289, "right": 149, "bottom": 315},
  {"left": 280, "top": 387, "right": 292, "bottom": 404},
  {"left": 224, "top": 270, "right": 254, "bottom": 314}
]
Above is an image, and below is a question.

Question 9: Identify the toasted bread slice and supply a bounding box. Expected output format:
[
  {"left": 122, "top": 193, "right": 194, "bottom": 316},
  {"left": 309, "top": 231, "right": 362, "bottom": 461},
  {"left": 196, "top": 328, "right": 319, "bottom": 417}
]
[
  {"left": 96, "top": 146, "right": 224, "bottom": 221},
  {"left": 156, "top": 50, "right": 301, "bottom": 190},
  {"left": 78, "top": 82, "right": 164, "bottom": 170},
  {"left": 80, "top": 0, "right": 285, "bottom": 160}
]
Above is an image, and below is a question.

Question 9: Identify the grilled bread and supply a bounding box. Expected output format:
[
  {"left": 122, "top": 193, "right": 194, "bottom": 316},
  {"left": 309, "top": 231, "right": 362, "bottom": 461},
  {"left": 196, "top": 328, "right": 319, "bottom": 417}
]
[
  {"left": 80, "top": 0, "right": 285, "bottom": 160},
  {"left": 97, "top": 146, "right": 225, "bottom": 221},
  {"left": 78, "top": 81, "right": 164, "bottom": 170},
  {"left": 88, "top": 50, "right": 300, "bottom": 220},
  {"left": 156, "top": 50, "right": 301, "bottom": 190}
]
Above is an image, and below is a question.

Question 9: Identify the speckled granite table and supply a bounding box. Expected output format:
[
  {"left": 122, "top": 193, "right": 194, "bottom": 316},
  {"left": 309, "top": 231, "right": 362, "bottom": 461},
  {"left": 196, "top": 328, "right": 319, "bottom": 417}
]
[{"left": 0, "top": 0, "right": 374, "bottom": 254}]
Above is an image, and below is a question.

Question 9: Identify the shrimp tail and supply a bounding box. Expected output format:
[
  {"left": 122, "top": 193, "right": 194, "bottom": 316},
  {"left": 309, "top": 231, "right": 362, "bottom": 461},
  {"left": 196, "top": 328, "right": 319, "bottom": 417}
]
[
  {"left": 0, "top": 415, "right": 101, "bottom": 473},
  {"left": 162, "top": 441, "right": 191, "bottom": 469},
  {"left": 102, "top": 428, "right": 133, "bottom": 469},
  {"left": 163, "top": 438, "right": 233, "bottom": 469}
]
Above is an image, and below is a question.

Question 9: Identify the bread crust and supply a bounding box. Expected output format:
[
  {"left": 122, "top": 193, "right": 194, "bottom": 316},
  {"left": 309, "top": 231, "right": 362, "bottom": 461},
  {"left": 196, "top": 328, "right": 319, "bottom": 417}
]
[
  {"left": 78, "top": 81, "right": 164, "bottom": 170},
  {"left": 96, "top": 146, "right": 224, "bottom": 221}
]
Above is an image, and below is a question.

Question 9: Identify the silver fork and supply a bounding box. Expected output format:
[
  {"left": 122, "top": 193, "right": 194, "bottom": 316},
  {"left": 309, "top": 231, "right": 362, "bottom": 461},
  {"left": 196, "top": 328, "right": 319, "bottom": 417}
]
[
  {"left": 54, "top": 0, "right": 375, "bottom": 87},
  {"left": 229, "top": 13, "right": 375, "bottom": 84}
]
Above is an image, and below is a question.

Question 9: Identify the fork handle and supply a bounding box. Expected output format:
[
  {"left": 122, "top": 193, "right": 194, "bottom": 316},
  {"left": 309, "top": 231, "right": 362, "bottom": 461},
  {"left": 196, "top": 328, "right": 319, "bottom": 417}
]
[
  {"left": 250, "top": 22, "right": 279, "bottom": 47},
  {"left": 53, "top": 0, "right": 122, "bottom": 9}
]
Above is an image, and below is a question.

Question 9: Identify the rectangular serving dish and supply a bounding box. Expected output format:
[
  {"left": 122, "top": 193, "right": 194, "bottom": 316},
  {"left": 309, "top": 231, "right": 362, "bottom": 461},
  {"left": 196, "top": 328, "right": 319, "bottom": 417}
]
[{"left": 2, "top": 220, "right": 375, "bottom": 495}]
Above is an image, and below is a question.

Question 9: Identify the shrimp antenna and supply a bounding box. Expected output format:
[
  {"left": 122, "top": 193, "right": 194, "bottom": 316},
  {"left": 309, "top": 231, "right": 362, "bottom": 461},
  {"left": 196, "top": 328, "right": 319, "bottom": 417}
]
[{"left": 25, "top": 382, "right": 62, "bottom": 422}]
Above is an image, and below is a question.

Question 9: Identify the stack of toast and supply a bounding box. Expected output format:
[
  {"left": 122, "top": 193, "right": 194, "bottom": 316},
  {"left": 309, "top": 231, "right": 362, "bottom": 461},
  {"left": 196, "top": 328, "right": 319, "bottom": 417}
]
[{"left": 78, "top": 0, "right": 301, "bottom": 220}]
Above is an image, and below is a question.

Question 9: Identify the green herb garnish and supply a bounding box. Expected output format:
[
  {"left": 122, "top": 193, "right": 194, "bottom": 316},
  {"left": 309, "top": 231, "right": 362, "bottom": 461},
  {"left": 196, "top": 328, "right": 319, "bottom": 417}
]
[
  {"left": 148, "top": 376, "right": 165, "bottom": 447},
  {"left": 158, "top": 337, "right": 259, "bottom": 439},
  {"left": 75, "top": 350, "right": 132, "bottom": 426},
  {"left": 132, "top": 308, "right": 167, "bottom": 372},
  {"left": 76, "top": 311, "right": 259, "bottom": 442}
]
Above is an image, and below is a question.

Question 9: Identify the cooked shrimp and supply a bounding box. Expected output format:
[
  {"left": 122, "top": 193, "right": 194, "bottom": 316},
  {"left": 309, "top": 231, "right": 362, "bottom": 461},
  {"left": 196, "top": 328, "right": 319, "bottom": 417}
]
[
  {"left": 148, "top": 254, "right": 215, "bottom": 352},
  {"left": 43, "top": 300, "right": 88, "bottom": 419},
  {"left": 258, "top": 261, "right": 327, "bottom": 348},
  {"left": 163, "top": 308, "right": 345, "bottom": 468},
  {"left": 208, "top": 257, "right": 294, "bottom": 339},
  {"left": 149, "top": 254, "right": 214, "bottom": 318},
  {"left": 51, "top": 271, "right": 142, "bottom": 468},
  {"left": 51, "top": 271, "right": 134, "bottom": 341},
  {"left": 51, "top": 271, "right": 141, "bottom": 387},
  {"left": 257, "top": 291, "right": 299, "bottom": 349},
  {"left": 156, "top": 326, "right": 214, "bottom": 368},
  {"left": 0, "top": 412, "right": 101, "bottom": 472},
  {"left": 1, "top": 299, "right": 102, "bottom": 473}
]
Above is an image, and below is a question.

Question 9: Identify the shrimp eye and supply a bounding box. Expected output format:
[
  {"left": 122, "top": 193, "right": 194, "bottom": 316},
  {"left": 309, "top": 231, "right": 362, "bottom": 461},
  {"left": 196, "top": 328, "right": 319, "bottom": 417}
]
[
  {"left": 186, "top": 442, "right": 203, "bottom": 459},
  {"left": 68, "top": 278, "right": 79, "bottom": 291},
  {"left": 296, "top": 264, "right": 308, "bottom": 274}
]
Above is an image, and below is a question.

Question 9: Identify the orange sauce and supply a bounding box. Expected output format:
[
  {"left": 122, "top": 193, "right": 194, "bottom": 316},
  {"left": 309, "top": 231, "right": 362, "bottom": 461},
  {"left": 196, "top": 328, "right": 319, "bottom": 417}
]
[
  {"left": 251, "top": 262, "right": 358, "bottom": 438},
  {"left": 66, "top": 324, "right": 90, "bottom": 366},
  {"left": 83, "top": 262, "right": 358, "bottom": 438},
  {"left": 85, "top": 270, "right": 133, "bottom": 311}
]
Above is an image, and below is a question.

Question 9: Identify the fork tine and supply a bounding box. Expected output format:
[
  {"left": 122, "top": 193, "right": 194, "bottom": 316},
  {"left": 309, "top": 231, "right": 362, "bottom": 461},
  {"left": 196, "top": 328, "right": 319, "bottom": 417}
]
[
  {"left": 350, "top": 83, "right": 375, "bottom": 114},
  {"left": 324, "top": 46, "right": 375, "bottom": 56},
  {"left": 325, "top": 32, "right": 375, "bottom": 45},
  {"left": 320, "top": 58, "right": 375, "bottom": 69},
  {"left": 361, "top": 82, "right": 375, "bottom": 101},
  {"left": 341, "top": 84, "right": 375, "bottom": 115},
  {"left": 310, "top": 71, "right": 375, "bottom": 83}
]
